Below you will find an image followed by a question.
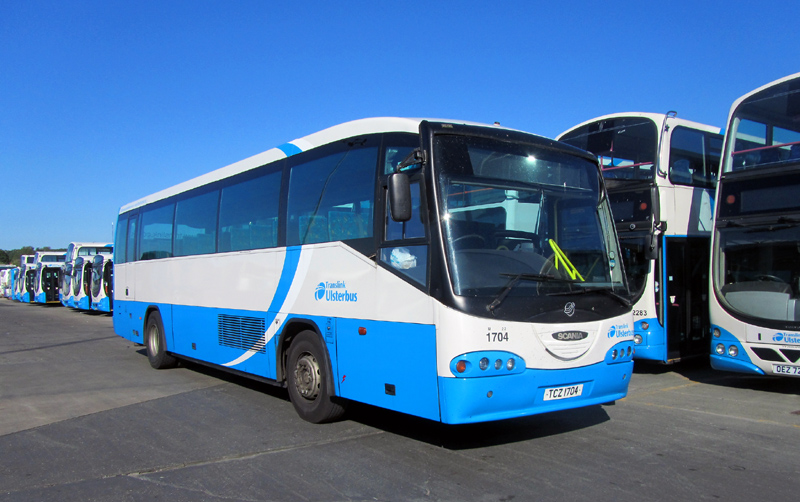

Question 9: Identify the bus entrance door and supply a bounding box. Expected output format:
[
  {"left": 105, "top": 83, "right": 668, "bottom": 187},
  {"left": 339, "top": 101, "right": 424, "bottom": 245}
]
[{"left": 665, "top": 237, "right": 710, "bottom": 362}]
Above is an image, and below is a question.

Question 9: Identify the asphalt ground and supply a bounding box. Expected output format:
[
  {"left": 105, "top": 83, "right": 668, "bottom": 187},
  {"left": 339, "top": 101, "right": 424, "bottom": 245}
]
[{"left": 1, "top": 299, "right": 799, "bottom": 501}]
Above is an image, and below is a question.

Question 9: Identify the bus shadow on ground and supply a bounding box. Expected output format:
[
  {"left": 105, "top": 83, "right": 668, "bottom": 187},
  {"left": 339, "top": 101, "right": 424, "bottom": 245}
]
[
  {"left": 136, "top": 349, "right": 613, "bottom": 449},
  {"left": 345, "top": 402, "right": 612, "bottom": 450},
  {"left": 635, "top": 355, "right": 800, "bottom": 396}
]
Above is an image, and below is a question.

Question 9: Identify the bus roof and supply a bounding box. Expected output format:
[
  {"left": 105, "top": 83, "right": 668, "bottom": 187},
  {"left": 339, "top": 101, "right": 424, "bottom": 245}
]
[
  {"left": 556, "top": 112, "right": 721, "bottom": 140},
  {"left": 119, "top": 117, "right": 511, "bottom": 214},
  {"left": 723, "top": 72, "right": 800, "bottom": 128}
]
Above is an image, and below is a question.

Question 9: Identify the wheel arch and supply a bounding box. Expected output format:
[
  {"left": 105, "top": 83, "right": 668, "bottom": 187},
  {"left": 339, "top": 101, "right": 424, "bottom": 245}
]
[{"left": 276, "top": 318, "right": 331, "bottom": 386}]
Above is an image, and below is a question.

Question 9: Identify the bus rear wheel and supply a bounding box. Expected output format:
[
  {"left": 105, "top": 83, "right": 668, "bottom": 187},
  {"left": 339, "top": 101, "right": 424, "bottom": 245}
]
[
  {"left": 146, "top": 310, "right": 177, "bottom": 369},
  {"left": 286, "top": 330, "right": 346, "bottom": 423}
]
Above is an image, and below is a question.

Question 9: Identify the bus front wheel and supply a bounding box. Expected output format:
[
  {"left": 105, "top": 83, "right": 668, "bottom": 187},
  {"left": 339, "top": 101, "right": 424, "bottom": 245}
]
[
  {"left": 146, "top": 310, "right": 177, "bottom": 369},
  {"left": 286, "top": 330, "right": 346, "bottom": 423}
]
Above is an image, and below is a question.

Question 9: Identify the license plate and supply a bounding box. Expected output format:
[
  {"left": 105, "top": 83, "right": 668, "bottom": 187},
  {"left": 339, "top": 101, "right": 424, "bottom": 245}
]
[
  {"left": 543, "top": 384, "right": 584, "bottom": 401},
  {"left": 772, "top": 364, "right": 800, "bottom": 375}
]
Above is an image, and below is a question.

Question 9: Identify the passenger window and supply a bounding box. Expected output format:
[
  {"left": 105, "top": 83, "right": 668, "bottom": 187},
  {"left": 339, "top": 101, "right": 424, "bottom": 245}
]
[
  {"left": 287, "top": 146, "right": 378, "bottom": 246},
  {"left": 125, "top": 216, "right": 137, "bottom": 263},
  {"left": 139, "top": 203, "right": 174, "bottom": 260},
  {"left": 115, "top": 216, "right": 128, "bottom": 264},
  {"left": 219, "top": 171, "right": 281, "bottom": 252},
  {"left": 175, "top": 190, "right": 219, "bottom": 256},
  {"left": 669, "top": 127, "right": 722, "bottom": 187}
]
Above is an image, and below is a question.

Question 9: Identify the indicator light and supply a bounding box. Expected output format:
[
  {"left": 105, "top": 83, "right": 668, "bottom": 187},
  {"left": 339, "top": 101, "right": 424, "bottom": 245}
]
[{"left": 456, "top": 360, "right": 467, "bottom": 373}]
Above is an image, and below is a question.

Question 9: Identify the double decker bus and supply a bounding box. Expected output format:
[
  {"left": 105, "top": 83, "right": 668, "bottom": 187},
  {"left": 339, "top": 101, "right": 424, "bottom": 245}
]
[
  {"left": 710, "top": 73, "right": 800, "bottom": 377},
  {"left": 559, "top": 113, "right": 723, "bottom": 363},
  {"left": 114, "top": 117, "right": 634, "bottom": 424},
  {"left": 90, "top": 252, "right": 114, "bottom": 312},
  {"left": 33, "top": 251, "right": 66, "bottom": 304},
  {"left": 60, "top": 242, "right": 113, "bottom": 307}
]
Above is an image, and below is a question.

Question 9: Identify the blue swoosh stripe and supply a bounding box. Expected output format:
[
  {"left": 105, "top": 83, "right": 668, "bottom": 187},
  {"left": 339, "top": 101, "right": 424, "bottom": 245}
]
[
  {"left": 267, "top": 246, "right": 302, "bottom": 313},
  {"left": 277, "top": 142, "right": 303, "bottom": 157}
]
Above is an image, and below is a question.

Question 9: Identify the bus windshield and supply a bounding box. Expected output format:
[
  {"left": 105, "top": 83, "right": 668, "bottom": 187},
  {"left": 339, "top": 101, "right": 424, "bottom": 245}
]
[
  {"left": 558, "top": 117, "right": 657, "bottom": 181},
  {"left": 724, "top": 79, "right": 800, "bottom": 173},
  {"left": 715, "top": 222, "right": 800, "bottom": 322},
  {"left": 434, "top": 134, "right": 626, "bottom": 299}
]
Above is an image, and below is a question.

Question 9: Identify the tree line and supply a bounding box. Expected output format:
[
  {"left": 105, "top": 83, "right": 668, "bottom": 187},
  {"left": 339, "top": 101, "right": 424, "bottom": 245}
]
[{"left": 0, "top": 247, "right": 67, "bottom": 266}]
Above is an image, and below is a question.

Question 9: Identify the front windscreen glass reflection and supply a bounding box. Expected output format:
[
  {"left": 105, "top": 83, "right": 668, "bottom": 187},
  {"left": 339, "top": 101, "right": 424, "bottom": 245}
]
[
  {"left": 560, "top": 117, "right": 658, "bottom": 181},
  {"left": 715, "top": 223, "right": 800, "bottom": 322},
  {"left": 434, "top": 134, "right": 626, "bottom": 298}
]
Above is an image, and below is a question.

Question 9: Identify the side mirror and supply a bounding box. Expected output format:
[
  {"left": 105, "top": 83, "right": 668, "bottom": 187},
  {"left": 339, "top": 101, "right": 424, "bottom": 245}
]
[{"left": 389, "top": 173, "right": 412, "bottom": 222}]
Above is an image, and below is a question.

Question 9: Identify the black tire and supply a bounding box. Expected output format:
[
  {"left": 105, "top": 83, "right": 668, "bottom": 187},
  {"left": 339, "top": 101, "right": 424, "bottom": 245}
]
[
  {"left": 286, "top": 330, "right": 346, "bottom": 423},
  {"left": 146, "top": 310, "right": 177, "bottom": 369}
]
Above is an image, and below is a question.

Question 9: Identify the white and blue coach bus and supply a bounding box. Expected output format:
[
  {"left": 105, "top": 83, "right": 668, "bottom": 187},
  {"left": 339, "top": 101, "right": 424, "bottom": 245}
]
[
  {"left": 113, "top": 118, "right": 634, "bottom": 424},
  {"left": 559, "top": 113, "right": 722, "bottom": 364},
  {"left": 710, "top": 73, "right": 800, "bottom": 377}
]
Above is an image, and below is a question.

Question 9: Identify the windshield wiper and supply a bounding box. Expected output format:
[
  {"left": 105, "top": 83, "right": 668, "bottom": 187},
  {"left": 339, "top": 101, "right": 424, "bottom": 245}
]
[
  {"left": 547, "top": 285, "right": 632, "bottom": 307},
  {"left": 487, "top": 273, "right": 578, "bottom": 313}
]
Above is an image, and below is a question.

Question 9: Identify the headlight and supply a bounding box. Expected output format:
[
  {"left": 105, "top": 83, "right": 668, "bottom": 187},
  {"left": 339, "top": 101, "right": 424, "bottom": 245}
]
[
  {"left": 728, "top": 345, "right": 738, "bottom": 357},
  {"left": 634, "top": 334, "right": 643, "bottom": 345},
  {"left": 479, "top": 357, "right": 489, "bottom": 370},
  {"left": 713, "top": 328, "right": 721, "bottom": 338},
  {"left": 506, "top": 358, "right": 515, "bottom": 370},
  {"left": 715, "top": 343, "right": 725, "bottom": 355}
]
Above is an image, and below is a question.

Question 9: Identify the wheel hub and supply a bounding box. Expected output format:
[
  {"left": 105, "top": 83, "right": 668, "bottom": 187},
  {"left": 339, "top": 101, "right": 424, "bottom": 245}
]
[{"left": 294, "top": 353, "right": 320, "bottom": 400}]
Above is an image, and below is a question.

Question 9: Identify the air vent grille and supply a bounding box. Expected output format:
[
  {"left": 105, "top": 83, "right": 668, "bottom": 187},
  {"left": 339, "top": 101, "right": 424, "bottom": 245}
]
[
  {"left": 780, "top": 349, "right": 800, "bottom": 363},
  {"left": 751, "top": 347, "right": 784, "bottom": 362},
  {"left": 218, "top": 314, "right": 267, "bottom": 353}
]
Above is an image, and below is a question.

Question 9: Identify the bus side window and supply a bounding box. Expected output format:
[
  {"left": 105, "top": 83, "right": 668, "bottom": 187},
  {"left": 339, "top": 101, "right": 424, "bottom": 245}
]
[
  {"left": 139, "top": 203, "right": 175, "bottom": 260},
  {"left": 126, "top": 215, "right": 138, "bottom": 263},
  {"left": 287, "top": 146, "right": 378, "bottom": 246}
]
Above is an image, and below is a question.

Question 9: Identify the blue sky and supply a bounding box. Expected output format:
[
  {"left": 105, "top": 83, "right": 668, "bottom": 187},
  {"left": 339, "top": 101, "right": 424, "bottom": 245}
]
[{"left": 1, "top": 0, "right": 797, "bottom": 250}]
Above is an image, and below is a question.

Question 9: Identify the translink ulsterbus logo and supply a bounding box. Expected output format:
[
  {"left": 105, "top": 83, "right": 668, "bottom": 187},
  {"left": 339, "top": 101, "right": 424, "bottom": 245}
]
[
  {"left": 314, "top": 281, "right": 358, "bottom": 302},
  {"left": 773, "top": 332, "right": 800, "bottom": 344},
  {"left": 608, "top": 323, "right": 633, "bottom": 339}
]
